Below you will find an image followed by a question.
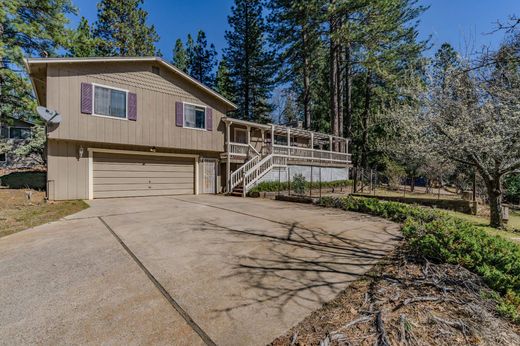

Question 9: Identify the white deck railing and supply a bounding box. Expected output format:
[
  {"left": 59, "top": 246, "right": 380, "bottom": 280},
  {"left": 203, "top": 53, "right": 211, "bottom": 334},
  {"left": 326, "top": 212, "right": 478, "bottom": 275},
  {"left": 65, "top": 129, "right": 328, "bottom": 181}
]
[{"left": 272, "top": 145, "right": 350, "bottom": 164}]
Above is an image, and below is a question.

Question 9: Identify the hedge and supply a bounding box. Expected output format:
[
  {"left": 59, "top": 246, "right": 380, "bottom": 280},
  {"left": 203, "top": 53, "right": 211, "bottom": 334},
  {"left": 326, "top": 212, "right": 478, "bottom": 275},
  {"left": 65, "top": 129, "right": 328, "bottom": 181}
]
[
  {"left": 318, "top": 196, "right": 520, "bottom": 322},
  {"left": 0, "top": 171, "right": 46, "bottom": 190},
  {"left": 249, "top": 179, "right": 352, "bottom": 193}
]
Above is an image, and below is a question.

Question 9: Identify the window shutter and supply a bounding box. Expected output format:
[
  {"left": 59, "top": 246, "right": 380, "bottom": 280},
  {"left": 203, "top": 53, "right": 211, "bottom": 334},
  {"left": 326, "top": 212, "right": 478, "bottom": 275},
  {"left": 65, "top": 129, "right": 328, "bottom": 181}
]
[
  {"left": 175, "top": 102, "right": 184, "bottom": 127},
  {"left": 81, "top": 83, "right": 93, "bottom": 114},
  {"left": 128, "top": 92, "right": 137, "bottom": 121},
  {"left": 206, "top": 108, "right": 213, "bottom": 131}
]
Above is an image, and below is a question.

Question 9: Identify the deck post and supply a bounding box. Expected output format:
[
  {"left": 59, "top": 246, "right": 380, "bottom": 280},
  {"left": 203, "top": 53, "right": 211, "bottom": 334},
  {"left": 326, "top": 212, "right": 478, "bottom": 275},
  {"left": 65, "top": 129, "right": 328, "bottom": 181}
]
[
  {"left": 329, "top": 135, "right": 333, "bottom": 162},
  {"left": 271, "top": 124, "right": 275, "bottom": 154},
  {"left": 287, "top": 128, "right": 291, "bottom": 158},
  {"left": 226, "top": 121, "right": 231, "bottom": 193},
  {"left": 311, "top": 132, "right": 314, "bottom": 159},
  {"left": 246, "top": 125, "right": 251, "bottom": 146}
]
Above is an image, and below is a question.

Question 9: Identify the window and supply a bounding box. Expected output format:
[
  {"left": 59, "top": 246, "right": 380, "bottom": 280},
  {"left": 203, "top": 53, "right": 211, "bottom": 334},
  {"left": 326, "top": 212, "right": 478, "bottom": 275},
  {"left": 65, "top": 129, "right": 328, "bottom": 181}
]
[
  {"left": 0, "top": 126, "right": 8, "bottom": 138},
  {"left": 94, "top": 85, "right": 127, "bottom": 119},
  {"left": 0, "top": 153, "right": 6, "bottom": 162},
  {"left": 9, "top": 127, "right": 31, "bottom": 140},
  {"left": 184, "top": 104, "right": 206, "bottom": 129}
]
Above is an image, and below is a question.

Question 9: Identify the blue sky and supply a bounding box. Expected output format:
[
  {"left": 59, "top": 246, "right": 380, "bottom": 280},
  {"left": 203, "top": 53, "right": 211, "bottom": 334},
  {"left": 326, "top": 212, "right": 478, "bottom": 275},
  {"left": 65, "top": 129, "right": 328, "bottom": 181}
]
[{"left": 70, "top": 0, "right": 518, "bottom": 60}]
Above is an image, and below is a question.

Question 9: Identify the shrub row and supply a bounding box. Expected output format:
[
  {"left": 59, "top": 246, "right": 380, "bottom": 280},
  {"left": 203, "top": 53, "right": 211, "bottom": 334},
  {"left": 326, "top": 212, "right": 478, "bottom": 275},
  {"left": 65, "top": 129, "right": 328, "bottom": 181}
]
[
  {"left": 250, "top": 179, "right": 352, "bottom": 193},
  {"left": 319, "top": 196, "right": 520, "bottom": 322}
]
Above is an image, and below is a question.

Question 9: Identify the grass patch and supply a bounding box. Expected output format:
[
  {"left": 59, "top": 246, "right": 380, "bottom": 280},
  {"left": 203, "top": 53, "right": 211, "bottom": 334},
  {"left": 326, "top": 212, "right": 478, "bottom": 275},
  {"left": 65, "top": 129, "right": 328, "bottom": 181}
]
[
  {"left": 319, "top": 196, "right": 520, "bottom": 323},
  {"left": 444, "top": 210, "right": 520, "bottom": 241},
  {"left": 0, "top": 189, "right": 89, "bottom": 238},
  {"left": 250, "top": 179, "right": 352, "bottom": 193}
]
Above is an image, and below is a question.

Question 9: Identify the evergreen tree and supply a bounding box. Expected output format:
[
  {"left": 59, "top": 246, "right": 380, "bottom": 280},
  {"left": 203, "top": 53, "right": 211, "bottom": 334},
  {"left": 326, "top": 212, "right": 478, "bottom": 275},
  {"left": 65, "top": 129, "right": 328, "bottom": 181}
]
[
  {"left": 223, "top": 0, "right": 275, "bottom": 122},
  {"left": 0, "top": 0, "right": 76, "bottom": 122},
  {"left": 267, "top": 0, "right": 322, "bottom": 129},
  {"left": 172, "top": 39, "right": 188, "bottom": 72},
  {"left": 67, "top": 17, "right": 99, "bottom": 57},
  {"left": 188, "top": 31, "right": 217, "bottom": 87},
  {"left": 215, "top": 59, "right": 234, "bottom": 101},
  {"left": 94, "top": 0, "right": 159, "bottom": 56}
]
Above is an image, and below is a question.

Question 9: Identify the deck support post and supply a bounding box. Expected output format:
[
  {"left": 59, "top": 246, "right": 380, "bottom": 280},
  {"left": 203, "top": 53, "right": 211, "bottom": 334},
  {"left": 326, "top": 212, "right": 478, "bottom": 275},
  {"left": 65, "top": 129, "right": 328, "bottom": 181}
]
[
  {"left": 271, "top": 124, "right": 275, "bottom": 154},
  {"left": 226, "top": 121, "right": 231, "bottom": 193}
]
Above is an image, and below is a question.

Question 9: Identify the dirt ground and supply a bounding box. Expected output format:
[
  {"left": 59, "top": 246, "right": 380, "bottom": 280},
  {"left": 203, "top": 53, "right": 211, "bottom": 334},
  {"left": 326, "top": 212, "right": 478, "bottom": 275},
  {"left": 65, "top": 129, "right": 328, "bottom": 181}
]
[
  {"left": 0, "top": 189, "right": 88, "bottom": 238},
  {"left": 271, "top": 251, "right": 520, "bottom": 346}
]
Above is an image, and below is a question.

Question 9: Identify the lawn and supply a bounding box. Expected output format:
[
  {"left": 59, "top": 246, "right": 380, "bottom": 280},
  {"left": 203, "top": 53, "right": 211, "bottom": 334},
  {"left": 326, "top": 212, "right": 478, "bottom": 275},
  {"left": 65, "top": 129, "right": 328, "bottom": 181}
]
[
  {"left": 444, "top": 210, "right": 520, "bottom": 242},
  {"left": 0, "top": 189, "right": 88, "bottom": 238}
]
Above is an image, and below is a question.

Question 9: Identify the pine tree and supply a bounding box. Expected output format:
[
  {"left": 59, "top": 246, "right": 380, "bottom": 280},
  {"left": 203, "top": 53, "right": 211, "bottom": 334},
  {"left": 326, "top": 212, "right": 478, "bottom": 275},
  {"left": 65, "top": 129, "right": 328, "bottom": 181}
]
[
  {"left": 0, "top": 0, "right": 75, "bottom": 122},
  {"left": 94, "top": 0, "right": 159, "bottom": 56},
  {"left": 188, "top": 31, "right": 217, "bottom": 87},
  {"left": 172, "top": 39, "right": 188, "bottom": 72},
  {"left": 67, "top": 17, "right": 99, "bottom": 57},
  {"left": 223, "top": 0, "right": 275, "bottom": 122},
  {"left": 267, "top": 0, "right": 322, "bottom": 129},
  {"left": 215, "top": 59, "right": 234, "bottom": 101}
]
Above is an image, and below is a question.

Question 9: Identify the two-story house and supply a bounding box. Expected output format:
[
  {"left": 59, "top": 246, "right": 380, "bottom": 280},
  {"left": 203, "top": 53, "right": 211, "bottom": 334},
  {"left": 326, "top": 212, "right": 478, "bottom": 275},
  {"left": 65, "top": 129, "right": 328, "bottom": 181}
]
[{"left": 25, "top": 57, "right": 351, "bottom": 200}]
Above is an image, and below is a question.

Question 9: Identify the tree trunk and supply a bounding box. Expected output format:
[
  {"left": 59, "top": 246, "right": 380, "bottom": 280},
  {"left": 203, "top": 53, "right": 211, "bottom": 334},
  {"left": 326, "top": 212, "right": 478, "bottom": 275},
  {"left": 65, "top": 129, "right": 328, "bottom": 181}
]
[
  {"left": 360, "top": 71, "right": 371, "bottom": 170},
  {"left": 486, "top": 178, "right": 503, "bottom": 228},
  {"left": 302, "top": 30, "right": 311, "bottom": 130},
  {"left": 344, "top": 42, "right": 352, "bottom": 138},
  {"left": 329, "top": 1, "right": 339, "bottom": 143}
]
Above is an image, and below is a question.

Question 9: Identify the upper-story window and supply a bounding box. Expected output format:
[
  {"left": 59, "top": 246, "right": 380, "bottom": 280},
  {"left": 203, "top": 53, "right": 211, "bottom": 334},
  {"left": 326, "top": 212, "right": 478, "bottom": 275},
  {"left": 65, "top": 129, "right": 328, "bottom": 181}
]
[
  {"left": 94, "top": 85, "right": 127, "bottom": 119},
  {"left": 9, "top": 127, "right": 32, "bottom": 140},
  {"left": 184, "top": 103, "right": 206, "bottom": 129}
]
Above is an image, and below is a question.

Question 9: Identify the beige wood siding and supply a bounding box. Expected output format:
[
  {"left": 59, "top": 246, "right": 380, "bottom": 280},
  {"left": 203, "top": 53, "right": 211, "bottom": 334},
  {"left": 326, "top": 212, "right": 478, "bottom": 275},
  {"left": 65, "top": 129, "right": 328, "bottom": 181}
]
[
  {"left": 46, "top": 62, "right": 227, "bottom": 152},
  {"left": 93, "top": 152, "right": 194, "bottom": 198}
]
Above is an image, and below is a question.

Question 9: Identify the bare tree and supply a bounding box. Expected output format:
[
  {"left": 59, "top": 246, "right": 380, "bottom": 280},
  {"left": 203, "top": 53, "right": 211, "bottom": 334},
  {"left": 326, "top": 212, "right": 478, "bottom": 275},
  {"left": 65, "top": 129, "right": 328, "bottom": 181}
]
[{"left": 426, "top": 36, "right": 520, "bottom": 227}]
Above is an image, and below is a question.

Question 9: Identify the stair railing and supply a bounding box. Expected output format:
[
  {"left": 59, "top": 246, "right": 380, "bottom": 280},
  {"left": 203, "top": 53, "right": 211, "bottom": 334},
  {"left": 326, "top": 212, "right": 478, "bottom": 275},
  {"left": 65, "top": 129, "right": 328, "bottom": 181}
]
[
  {"left": 242, "top": 154, "right": 289, "bottom": 196},
  {"left": 229, "top": 154, "right": 260, "bottom": 192}
]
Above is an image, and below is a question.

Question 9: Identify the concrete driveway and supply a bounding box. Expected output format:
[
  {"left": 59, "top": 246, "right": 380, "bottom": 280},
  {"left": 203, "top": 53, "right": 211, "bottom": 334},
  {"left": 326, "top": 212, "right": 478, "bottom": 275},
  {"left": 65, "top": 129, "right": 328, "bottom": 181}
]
[{"left": 0, "top": 195, "right": 401, "bottom": 346}]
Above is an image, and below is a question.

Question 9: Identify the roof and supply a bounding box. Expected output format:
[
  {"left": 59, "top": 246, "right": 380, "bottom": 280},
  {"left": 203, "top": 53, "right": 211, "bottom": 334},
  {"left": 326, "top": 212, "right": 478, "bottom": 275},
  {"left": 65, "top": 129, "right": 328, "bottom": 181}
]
[{"left": 23, "top": 56, "right": 237, "bottom": 110}]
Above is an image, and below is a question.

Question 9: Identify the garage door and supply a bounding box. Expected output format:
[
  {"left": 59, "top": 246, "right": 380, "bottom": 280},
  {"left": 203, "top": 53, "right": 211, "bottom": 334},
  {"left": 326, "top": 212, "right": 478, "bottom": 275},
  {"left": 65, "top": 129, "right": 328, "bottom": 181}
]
[{"left": 93, "top": 152, "right": 195, "bottom": 198}]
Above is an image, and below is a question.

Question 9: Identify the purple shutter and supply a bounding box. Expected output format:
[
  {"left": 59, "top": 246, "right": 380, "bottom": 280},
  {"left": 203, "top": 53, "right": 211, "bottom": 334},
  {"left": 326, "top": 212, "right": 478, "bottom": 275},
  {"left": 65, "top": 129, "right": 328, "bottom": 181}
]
[
  {"left": 80, "top": 83, "right": 93, "bottom": 114},
  {"left": 206, "top": 108, "right": 213, "bottom": 131},
  {"left": 128, "top": 92, "right": 137, "bottom": 121},
  {"left": 175, "top": 102, "right": 183, "bottom": 127}
]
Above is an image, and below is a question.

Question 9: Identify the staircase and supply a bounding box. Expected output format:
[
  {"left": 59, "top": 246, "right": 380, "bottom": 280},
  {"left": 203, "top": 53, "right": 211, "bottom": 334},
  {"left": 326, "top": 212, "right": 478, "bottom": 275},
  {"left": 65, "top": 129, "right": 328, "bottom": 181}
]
[{"left": 228, "top": 151, "right": 287, "bottom": 197}]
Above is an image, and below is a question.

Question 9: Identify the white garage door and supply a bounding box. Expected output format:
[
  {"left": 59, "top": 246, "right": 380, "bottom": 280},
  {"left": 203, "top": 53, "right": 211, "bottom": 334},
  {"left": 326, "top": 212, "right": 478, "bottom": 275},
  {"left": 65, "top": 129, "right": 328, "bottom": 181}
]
[{"left": 93, "top": 152, "right": 195, "bottom": 198}]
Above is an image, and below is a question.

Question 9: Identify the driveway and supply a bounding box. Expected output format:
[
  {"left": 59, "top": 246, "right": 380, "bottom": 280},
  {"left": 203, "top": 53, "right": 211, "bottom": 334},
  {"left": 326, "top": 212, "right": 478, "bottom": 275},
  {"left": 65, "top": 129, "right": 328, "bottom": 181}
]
[{"left": 0, "top": 195, "right": 401, "bottom": 345}]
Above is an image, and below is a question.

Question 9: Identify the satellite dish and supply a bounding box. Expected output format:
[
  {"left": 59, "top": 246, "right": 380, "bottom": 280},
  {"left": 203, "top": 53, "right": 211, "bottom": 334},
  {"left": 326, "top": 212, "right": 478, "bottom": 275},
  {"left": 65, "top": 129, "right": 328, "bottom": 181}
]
[{"left": 37, "top": 106, "right": 62, "bottom": 124}]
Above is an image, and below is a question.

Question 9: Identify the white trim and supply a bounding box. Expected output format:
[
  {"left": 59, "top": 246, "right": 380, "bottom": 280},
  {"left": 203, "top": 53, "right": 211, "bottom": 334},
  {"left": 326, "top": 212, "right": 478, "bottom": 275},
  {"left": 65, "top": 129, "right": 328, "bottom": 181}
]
[
  {"left": 183, "top": 102, "right": 207, "bottom": 131},
  {"left": 88, "top": 150, "right": 93, "bottom": 200},
  {"left": 87, "top": 148, "right": 200, "bottom": 199},
  {"left": 25, "top": 57, "right": 237, "bottom": 110},
  {"left": 91, "top": 83, "right": 129, "bottom": 120}
]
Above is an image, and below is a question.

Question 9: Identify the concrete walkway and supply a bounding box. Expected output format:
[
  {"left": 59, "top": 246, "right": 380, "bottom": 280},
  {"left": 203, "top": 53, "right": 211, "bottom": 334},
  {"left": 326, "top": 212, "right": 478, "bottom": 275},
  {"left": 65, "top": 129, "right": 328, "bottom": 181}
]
[{"left": 0, "top": 195, "right": 401, "bottom": 345}]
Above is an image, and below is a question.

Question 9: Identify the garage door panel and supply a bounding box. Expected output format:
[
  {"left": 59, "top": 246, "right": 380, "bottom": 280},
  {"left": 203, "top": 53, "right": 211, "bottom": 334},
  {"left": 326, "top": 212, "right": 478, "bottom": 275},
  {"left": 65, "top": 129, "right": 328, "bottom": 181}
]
[
  {"left": 94, "top": 177, "right": 193, "bottom": 185},
  {"left": 95, "top": 163, "right": 193, "bottom": 173},
  {"left": 93, "top": 170, "right": 194, "bottom": 178},
  {"left": 92, "top": 152, "right": 195, "bottom": 198},
  {"left": 94, "top": 189, "right": 195, "bottom": 199},
  {"left": 93, "top": 163, "right": 194, "bottom": 172},
  {"left": 94, "top": 183, "right": 194, "bottom": 192}
]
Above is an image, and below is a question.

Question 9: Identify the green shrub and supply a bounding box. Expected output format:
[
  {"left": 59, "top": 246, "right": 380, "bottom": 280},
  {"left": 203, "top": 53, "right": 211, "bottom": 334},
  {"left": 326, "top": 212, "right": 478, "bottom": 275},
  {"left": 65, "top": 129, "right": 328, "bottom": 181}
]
[
  {"left": 250, "top": 179, "right": 352, "bottom": 193},
  {"left": 292, "top": 174, "right": 306, "bottom": 194},
  {"left": 319, "top": 195, "right": 520, "bottom": 322},
  {"left": 0, "top": 171, "right": 46, "bottom": 190}
]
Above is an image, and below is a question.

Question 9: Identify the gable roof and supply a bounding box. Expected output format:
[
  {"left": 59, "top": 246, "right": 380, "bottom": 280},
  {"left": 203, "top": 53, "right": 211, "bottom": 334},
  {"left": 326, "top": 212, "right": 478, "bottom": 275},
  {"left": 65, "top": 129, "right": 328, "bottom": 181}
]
[{"left": 24, "top": 56, "right": 237, "bottom": 111}]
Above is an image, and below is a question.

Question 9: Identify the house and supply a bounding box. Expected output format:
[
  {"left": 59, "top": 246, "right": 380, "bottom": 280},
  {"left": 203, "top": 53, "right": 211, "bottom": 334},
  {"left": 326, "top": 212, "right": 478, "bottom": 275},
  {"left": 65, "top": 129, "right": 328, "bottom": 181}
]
[
  {"left": 0, "top": 117, "right": 37, "bottom": 169},
  {"left": 25, "top": 57, "right": 351, "bottom": 200}
]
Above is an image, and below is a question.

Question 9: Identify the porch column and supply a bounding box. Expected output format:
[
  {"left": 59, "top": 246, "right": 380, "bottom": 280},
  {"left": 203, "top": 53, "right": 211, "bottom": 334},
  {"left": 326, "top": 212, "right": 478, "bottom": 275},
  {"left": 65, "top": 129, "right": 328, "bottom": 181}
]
[
  {"left": 246, "top": 125, "right": 251, "bottom": 146},
  {"left": 329, "top": 135, "right": 333, "bottom": 162},
  {"left": 310, "top": 132, "right": 314, "bottom": 159},
  {"left": 226, "top": 121, "right": 231, "bottom": 193},
  {"left": 261, "top": 130, "right": 265, "bottom": 155},
  {"left": 287, "top": 128, "right": 291, "bottom": 158},
  {"left": 271, "top": 124, "right": 275, "bottom": 153}
]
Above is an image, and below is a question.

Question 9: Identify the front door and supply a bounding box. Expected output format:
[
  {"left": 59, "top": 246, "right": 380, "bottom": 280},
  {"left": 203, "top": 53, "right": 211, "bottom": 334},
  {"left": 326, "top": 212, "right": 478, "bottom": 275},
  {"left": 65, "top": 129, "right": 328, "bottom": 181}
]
[{"left": 202, "top": 158, "right": 217, "bottom": 194}]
